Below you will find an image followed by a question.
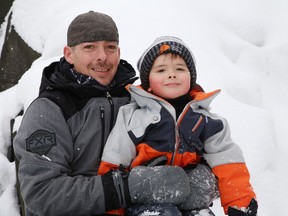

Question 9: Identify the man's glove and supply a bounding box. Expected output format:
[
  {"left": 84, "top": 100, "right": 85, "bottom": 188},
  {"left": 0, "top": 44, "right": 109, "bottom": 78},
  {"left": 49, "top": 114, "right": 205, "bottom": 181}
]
[
  {"left": 101, "top": 168, "right": 131, "bottom": 211},
  {"left": 227, "top": 198, "right": 258, "bottom": 216},
  {"left": 178, "top": 164, "right": 219, "bottom": 210}
]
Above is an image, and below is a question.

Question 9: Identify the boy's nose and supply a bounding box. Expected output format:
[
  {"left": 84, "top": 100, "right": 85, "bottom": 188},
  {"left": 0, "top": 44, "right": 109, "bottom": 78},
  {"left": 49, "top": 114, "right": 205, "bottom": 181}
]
[{"left": 168, "top": 75, "right": 176, "bottom": 79}]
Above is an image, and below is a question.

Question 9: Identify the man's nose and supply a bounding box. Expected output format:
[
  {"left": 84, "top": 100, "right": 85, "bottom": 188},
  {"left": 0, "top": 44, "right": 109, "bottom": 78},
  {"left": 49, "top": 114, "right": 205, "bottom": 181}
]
[{"left": 95, "top": 46, "right": 107, "bottom": 62}]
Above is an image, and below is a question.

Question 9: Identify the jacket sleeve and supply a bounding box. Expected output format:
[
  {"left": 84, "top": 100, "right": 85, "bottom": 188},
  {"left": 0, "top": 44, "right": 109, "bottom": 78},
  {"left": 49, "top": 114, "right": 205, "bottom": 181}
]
[
  {"left": 13, "top": 98, "right": 107, "bottom": 215},
  {"left": 203, "top": 114, "right": 256, "bottom": 214}
]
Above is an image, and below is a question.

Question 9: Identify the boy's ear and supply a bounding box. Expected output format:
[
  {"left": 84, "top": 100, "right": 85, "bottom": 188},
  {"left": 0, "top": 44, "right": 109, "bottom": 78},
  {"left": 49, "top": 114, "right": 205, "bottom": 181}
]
[{"left": 147, "top": 87, "right": 152, "bottom": 92}]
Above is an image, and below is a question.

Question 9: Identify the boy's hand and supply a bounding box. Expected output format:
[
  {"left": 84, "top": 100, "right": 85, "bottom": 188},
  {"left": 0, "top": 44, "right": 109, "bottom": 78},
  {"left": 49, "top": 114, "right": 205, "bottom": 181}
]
[
  {"left": 228, "top": 198, "right": 258, "bottom": 216},
  {"left": 128, "top": 165, "right": 190, "bottom": 204},
  {"left": 101, "top": 165, "right": 190, "bottom": 211},
  {"left": 178, "top": 164, "right": 219, "bottom": 210}
]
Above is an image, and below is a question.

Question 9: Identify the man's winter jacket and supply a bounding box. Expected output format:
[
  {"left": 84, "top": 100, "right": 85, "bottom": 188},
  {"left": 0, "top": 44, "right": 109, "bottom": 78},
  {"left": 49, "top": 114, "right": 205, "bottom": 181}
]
[
  {"left": 99, "top": 84, "right": 256, "bottom": 214},
  {"left": 13, "top": 58, "right": 137, "bottom": 216}
]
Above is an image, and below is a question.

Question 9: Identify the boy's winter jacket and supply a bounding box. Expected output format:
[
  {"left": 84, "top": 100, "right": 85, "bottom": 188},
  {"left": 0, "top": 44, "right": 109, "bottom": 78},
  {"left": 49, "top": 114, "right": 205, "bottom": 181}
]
[
  {"left": 13, "top": 58, "right": 137, "bottom": 216},
  {"left": 99, "top": 84, "right": 256, "bottom": 214}
]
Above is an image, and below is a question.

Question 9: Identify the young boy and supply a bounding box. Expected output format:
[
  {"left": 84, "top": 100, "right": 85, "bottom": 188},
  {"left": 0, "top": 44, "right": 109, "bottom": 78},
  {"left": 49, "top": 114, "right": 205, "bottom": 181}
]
[{"left": 99, "top": 36, "right": 258, "bottom": 216}]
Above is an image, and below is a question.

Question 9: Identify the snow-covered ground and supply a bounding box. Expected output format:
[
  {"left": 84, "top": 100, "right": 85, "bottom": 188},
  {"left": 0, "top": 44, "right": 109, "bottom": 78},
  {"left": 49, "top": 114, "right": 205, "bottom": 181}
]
[{"left": 1, "top": 0, "right": 288, "bottom": 215}]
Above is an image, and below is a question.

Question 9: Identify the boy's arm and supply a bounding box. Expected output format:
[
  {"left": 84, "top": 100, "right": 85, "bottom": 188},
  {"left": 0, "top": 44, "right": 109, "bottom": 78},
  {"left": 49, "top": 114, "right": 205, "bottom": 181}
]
[
  {"left": 203, "top": 115, "right": 257, "bottom": 215},
  {"left": 99, "top": 103, "right": 138, "bottom": 174}
]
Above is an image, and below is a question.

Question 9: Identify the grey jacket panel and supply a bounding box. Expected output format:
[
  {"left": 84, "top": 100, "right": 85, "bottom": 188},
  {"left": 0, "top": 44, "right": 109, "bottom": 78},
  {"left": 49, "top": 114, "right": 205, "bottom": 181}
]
[{"left": 14, "top": 96, "right": 129, "bottom": 216}]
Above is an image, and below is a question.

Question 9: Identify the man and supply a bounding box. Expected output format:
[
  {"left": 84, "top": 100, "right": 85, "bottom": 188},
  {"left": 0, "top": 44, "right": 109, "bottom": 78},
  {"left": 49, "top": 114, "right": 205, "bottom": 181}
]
[{"left": 13, "top": 11, "right": 191, "bottom": 216}]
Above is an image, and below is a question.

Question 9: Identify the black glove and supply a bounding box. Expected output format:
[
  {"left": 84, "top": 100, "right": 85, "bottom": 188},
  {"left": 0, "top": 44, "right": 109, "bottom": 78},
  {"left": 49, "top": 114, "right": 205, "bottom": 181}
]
[
  {"left": 102, "top": 165, "right": 190, "bottom": 212},
  {"left": 178, "top": 164, "right": 219, "bottom": 210},
  {"left": 101, "top": 168, "right": 131, "bottom": 211},
  {"left": 228, "top": 198, "right": 258, "bottom": 216}
]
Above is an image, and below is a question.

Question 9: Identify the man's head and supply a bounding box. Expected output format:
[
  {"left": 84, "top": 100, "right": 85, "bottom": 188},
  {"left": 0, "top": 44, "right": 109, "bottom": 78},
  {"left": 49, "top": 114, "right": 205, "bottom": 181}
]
[
  {"left": 137, "top": 36, "right": 197, "bottom": 92},
  {"left": 64, "top": 11, "right": 120, "bottom": 86},
  {"left": 67, "top": 11, "right": 119, "bottom": 46}
]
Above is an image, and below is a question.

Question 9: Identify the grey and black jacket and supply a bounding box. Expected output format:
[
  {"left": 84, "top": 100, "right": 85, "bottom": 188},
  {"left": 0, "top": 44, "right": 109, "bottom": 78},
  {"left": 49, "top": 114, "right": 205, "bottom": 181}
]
[
  {"left": 13, "top": 57, "right": 137, "bottom": 216},
  {"left": 99, "top": 84, "right": 257, "bottom": 214}
]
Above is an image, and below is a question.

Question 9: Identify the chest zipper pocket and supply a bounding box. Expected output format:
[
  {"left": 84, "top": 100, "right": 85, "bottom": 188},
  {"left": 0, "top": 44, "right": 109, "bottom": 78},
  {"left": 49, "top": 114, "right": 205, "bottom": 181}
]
[
  {"left": 100, "top": 106, "right": 105, "bottom": 156},
  {"left": 192, "top": 113, "right": 205, "bottom": 132},
  {"left": 189, "top": 113, "right": 206, "bottom": 152}
]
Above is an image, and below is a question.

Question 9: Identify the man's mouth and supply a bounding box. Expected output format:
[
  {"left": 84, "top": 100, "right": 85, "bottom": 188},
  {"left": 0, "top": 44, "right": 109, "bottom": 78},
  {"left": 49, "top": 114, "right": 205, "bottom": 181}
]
[{"left": 92, "top": 68, "right": 110, "bottom": 73}]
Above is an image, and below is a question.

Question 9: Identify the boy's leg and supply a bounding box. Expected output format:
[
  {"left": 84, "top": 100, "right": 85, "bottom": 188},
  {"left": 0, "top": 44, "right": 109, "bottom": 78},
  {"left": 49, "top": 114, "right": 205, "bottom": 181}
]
[
  {"left": 178, "top": 163, "right": 219, "bottom": 211},
  {"left": 125, "top": 203, "right": 182, "bottom": 216}
]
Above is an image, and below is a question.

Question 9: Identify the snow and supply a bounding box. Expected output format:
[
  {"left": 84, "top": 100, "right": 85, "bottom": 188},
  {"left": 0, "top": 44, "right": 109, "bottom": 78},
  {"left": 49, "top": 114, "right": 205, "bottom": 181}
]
[{"left": 0, "top": 0, "right": 288, "bottom": 215}]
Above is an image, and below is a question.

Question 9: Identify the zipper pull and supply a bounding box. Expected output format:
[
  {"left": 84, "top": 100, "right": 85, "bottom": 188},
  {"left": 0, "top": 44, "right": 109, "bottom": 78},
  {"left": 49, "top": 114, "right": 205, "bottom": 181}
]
[
  {"left": 106, "top": 91, "right": 115, "bottom": 130},
  {"left": 100, "top": 106, "right": 105, "bottom": 119},
  {"left": 106, "top": 91, "right": 114, "bottom": 106}
]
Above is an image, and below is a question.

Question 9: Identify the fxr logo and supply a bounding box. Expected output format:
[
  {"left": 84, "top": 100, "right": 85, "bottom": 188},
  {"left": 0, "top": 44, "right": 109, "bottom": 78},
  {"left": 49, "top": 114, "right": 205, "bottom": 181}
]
[{"left": 26, "top": 130, "right": 56, "bottom": 155}]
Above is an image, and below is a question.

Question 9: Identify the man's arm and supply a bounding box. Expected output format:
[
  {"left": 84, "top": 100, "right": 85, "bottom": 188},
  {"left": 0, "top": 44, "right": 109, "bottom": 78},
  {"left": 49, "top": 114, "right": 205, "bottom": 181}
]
[{"left": 14, "top": 98, "right": 108, "bottom": 215}]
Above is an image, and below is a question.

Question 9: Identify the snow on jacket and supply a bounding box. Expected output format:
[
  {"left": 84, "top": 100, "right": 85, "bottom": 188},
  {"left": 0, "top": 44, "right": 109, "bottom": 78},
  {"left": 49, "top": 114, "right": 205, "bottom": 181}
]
[
  {"left": 13, "top": 57, "right": 137, "bottom": 216},
  {"left": 99, "top": 84, "right": 256, "bottom": 214}
]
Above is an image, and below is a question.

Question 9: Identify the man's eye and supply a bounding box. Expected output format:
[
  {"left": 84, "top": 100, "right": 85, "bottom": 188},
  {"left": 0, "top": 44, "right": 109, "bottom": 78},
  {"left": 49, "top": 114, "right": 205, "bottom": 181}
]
[
  {"left": 84, "top": 45, "right": 94, "bottom": 49},
  {"left": 107, "top": 45, "right": 117, "bottom": 51}
]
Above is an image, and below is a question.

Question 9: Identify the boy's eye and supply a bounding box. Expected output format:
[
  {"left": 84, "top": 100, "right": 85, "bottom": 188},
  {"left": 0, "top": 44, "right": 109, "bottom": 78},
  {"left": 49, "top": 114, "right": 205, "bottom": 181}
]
[
  {"left": 177, "top": 67, "right": 185, "bottom": 71},
  {"left": 156, "top": 68, "right": 165, "bottom": 73}
]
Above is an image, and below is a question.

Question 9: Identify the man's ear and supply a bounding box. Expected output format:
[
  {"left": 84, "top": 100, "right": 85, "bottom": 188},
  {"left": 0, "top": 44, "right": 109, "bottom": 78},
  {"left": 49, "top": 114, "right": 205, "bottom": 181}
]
[
  {"left": 118, "top": 46, "right": 121, "bottom": 55},
  {"left": 63, "top": 46, "right": 73, "bottom": 64},
  {"left": 147, "top": 87, "right": 152, "bottom": 92},
  {"left": 117, "top": 46, "right": 121, "bottom": 64}
]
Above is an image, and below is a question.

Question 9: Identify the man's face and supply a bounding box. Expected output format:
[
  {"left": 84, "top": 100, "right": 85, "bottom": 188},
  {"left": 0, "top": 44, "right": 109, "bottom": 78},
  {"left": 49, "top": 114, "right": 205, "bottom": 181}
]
[{"left": 64, "top": 41, "right": 120, "bottom": 86}]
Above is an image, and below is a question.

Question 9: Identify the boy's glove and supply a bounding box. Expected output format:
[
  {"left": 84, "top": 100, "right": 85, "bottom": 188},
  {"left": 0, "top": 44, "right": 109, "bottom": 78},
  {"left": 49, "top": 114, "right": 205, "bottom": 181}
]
[
  {"left": 101, "top": 165, "right": 190, "bottom": 212},
  {"left": 227, "top": 198, "right": 258, "bottom": 216},
  {"left": 178, "top": 164, "right": 219, "bottom": 210},
  {"left": 128, "top": 165, "right": 190, "bottom": 204}
]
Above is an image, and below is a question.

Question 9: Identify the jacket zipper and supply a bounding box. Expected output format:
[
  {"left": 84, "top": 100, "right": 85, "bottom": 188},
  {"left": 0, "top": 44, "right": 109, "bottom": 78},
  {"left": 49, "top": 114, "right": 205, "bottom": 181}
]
[
  {"left": 170, "top": 124, "right": 180, "bottom": 165},
  {"left": 100, "top": 106, "right": 105, "bottom": 156},
  {"left": 106, "top": 91, "right": 114, "bottom": 131},
  {"left": 170, "top": 103, "right": 191, "bottom": 165}
]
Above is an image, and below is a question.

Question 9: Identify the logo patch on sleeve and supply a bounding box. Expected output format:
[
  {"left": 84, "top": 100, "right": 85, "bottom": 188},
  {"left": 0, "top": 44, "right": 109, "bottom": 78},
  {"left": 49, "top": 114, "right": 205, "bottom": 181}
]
[{"left": 26, "top": 130, "right": 56, "bottom": 155}]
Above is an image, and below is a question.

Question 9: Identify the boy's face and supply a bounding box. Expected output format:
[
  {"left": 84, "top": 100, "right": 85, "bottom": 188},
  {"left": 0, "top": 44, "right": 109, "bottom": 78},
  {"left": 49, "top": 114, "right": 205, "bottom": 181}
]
[
  {"left": 64, "top": 41, "right": 120, "bottom": 86},
  {"left": 148, "top": 53, "right": 191, "bottom": 99}
]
